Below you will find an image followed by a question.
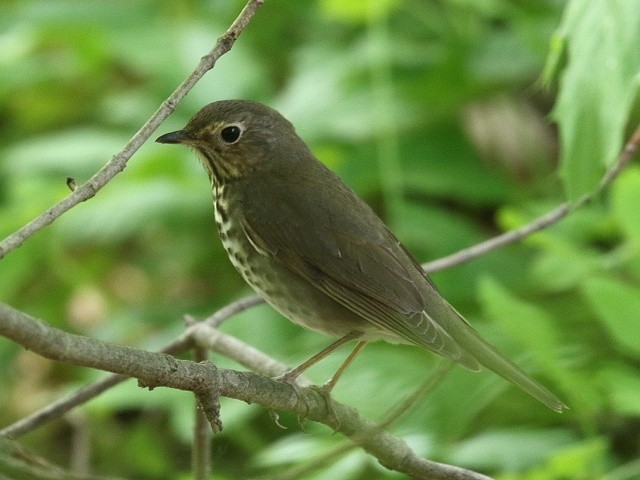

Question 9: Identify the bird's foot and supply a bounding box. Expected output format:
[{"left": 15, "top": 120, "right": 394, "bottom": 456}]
[
  {"left": 274, "top": 371, "right": 311, "bottom": 422},
  {"left": 268, "top": 409, "right": 287, "bottom": 429},
  {"left": 308, "top": 383, "right": 340, "bottom": 431}
]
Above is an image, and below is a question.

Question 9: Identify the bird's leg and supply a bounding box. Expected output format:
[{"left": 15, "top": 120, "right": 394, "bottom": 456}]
[
  {"left": 314, "top": 339, "right": 367, "bottom": 431},
  {"left": 322, "top": 340, "right": 367, "bottom": 393},
  {"left": 276, "top": 331, "right": 362, "bottom": 384},
  {"left": 273, "top": 332, "right": 363, "bottom": 429}
]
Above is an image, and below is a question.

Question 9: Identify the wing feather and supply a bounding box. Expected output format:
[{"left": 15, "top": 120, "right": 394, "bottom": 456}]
[{"left": 237, "top": 165, "right": 480, "bottom": 369}]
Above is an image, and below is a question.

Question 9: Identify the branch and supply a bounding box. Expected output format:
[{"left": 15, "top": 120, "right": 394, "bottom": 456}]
[
  {"left": 187, "top": 316, "right": 213, "bottom": 480},
  {"left": 0, "top": 302, "right": 223, "bottom": 433},
  {"left": 0, "top": 301, "right": 491, "bottom": 480},
  {"left": 0, "top": 436, "right": 124, "bottom": 480},
  {"left": 0, "top": 0, "right": 265, "bottom": 261},
  {"left": 189, "top": 318, "right": 304, "bottom": 381},
  {"left": 0, "top": 295, "right": 263, "bottom": 439},
  {"left": 423, "top": 122, "right": 640, "bottom": 274}
]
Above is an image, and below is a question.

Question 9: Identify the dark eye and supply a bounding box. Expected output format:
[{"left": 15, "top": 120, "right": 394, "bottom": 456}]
[{"left": 220, "top": 125, "right": 242, "bottom": 143}]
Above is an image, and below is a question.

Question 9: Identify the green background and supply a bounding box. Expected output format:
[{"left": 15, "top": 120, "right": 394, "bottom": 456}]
[{"left": 1, "top": 0, "right": 640, "bottom": 479}]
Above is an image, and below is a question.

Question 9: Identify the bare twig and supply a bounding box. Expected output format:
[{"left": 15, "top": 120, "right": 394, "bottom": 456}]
[
  {"left": 0, "top": 0, "right": 265, "bottom": 261},
  {"left": 0, "top": 301, "right": 490, "bottom": 480},
  {"left": 187, "top": 316, "right": 213, "bottom": 480},
  {"left": 193, "top": 294, "right": 264, "bottom": 329},
  {"left": 189, "top": 322, "right": 304, "bottom": 381},
  {"left": 0, "top": 435, "right": 125, "bottom": 480},
  {"left": 0, "top": 373, "right": 127, "bottom": 439},
  {"left": 422, "top": 204, "right": 569, "bottom": 273},
  {"left": 423, "top": 122, "right": 640, "bottom": 274}
]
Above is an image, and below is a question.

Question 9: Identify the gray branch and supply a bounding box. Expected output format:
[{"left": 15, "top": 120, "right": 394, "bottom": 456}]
[{"left": 423, "top": 122, "right": 640, "bottom": 274}]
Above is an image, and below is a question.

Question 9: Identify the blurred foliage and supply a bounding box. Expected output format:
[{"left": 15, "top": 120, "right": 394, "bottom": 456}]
[{"left": 1, "top": 0, "right": 640, "bottom": 479}]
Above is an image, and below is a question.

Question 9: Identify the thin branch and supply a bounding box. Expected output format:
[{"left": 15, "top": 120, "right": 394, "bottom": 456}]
[
  {"left": 189, "top": 321, "right": 307, "bottom": 382},
  {"left": 422, "top": 204, "right": 569, "bottom": 273},
  {"left": 0, "top": 0, "right": 265, "bottom": 261},
  {"left": 0, "top": 373, "right": 125, "bottom": 439},
  {"left": 195, "top": 294, "right": 264, "bottom": 329},
  {"left": 0, "top": 301, "right": 490, "bottom": 480},
  {"left": 0, "top": 295, "right": 261, "bottom": 439},
  {"left": 0, "top": 435, "right": 125, "bottom": 480},
  {"left": 187, "top": 316, "right": 213, "bottom": 480},
  {"left": 0, "top": 302, "right": 223, "bottom": 433},
  {"left": 423, "top": 122, "right": 640, "bottom": 274}
]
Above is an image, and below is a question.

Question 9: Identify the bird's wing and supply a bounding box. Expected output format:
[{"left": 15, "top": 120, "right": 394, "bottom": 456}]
[{"left": 238, "top": 166, "right": 480, "bottom": 369}]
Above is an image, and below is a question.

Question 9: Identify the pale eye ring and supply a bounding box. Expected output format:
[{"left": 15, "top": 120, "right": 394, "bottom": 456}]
[{"left": 220, "top": 124, "right": 243, "bottom": 144}]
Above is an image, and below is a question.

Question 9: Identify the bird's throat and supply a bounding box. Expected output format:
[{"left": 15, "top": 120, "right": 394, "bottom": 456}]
[{"left": 195, "top": 148, "right": 224, "bottom": 187}]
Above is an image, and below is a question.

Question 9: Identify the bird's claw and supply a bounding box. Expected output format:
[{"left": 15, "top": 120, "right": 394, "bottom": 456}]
[{"left": 274, "top": 372, "right": 311, "bottom": 421}]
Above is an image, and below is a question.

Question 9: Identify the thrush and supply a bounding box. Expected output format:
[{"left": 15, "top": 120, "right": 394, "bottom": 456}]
[{"left": 156, "top": 100, "right": 566, "bottom": 412}]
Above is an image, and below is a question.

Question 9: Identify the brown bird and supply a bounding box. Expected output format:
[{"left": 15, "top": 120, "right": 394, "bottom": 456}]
[{"left": 156, "top": 100, "right": 566, "bottom": 412}]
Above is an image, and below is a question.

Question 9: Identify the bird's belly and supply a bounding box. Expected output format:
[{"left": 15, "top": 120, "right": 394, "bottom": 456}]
[{"left": 214, "top": 198, "right": 389, "bottom": 340}]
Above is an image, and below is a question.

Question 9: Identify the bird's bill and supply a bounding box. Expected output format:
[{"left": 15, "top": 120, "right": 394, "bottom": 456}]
[{"left": 156, "top": 130, "right": 191, "bottom": 144}]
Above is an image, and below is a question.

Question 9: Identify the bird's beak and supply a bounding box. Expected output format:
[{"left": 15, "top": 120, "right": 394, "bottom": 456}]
[{"left": 156, "top": 130, "right": 191, "bottom": 144}]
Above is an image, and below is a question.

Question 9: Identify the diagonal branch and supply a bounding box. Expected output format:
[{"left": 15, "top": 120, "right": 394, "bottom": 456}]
[
  {"left": 423, "top": 122, "right": 640, "bottom": 274},
  {"left": 0, "top": 301, "right": 491, "bottom": 480},
  {"left": 0, "top": 302, "right": 224, "bottom": 432},
  {"left": 0, "top": 294, "right": 263, "bottom": 439},
  {"left": 0, "top": 0, "right": 264, "bottom": 261}
]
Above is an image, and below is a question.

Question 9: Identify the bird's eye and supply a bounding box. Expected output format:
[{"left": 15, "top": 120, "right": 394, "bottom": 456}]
[{"left": 220, "top": 124, "right": 243, "bottom": 144}]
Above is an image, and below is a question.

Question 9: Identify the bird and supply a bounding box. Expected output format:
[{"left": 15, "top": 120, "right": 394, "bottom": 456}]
[{"left": 156, "top": 99, "right": 567, "bottom": 412}]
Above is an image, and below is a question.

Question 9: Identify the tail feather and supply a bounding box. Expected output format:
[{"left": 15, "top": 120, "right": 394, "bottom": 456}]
[
  {"left": 428, "top": 300, "right": 567, "bottom": 412},
  {"left": 456, "top": 324, "right": 567, "bottom": 412}
]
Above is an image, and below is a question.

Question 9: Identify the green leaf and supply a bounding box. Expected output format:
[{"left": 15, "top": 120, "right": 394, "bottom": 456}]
[
  {"left": 581, "top": 277, "right": 640, "bottom": 356},
  {"left": 540, "top": 29, "right": 566, "bottom": 87},
  {"left": 449, "top": 429, "right": 576, "bottom": 471},
  {"left": 598, "top": 365, "right": 640, "bottom": 415},
  {"left": 479, "top": 277, "right": 560, "bottom": 360},
  {"left": 544, "top": 438, "right": 608, "bottom": 480},
  {"left": 531, "top": 247, "right": 601, "bottom": 292},
  {"left": 552, "top": 0, "right": 640, "bottom": 201},
  {"left": 319, "top": 0, "right": 400, "bottom": 23},
  {"left": 611, "top": 166, "right": 640, "bottom": 246}
]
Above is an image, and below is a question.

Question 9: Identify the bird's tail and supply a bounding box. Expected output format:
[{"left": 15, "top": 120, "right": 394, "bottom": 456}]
[
  {"left": 458, "top": 323, "right": 566, "bottom": 412},
  {"left": 438, "top": 303, "right": 567, "bottom": 412}
]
